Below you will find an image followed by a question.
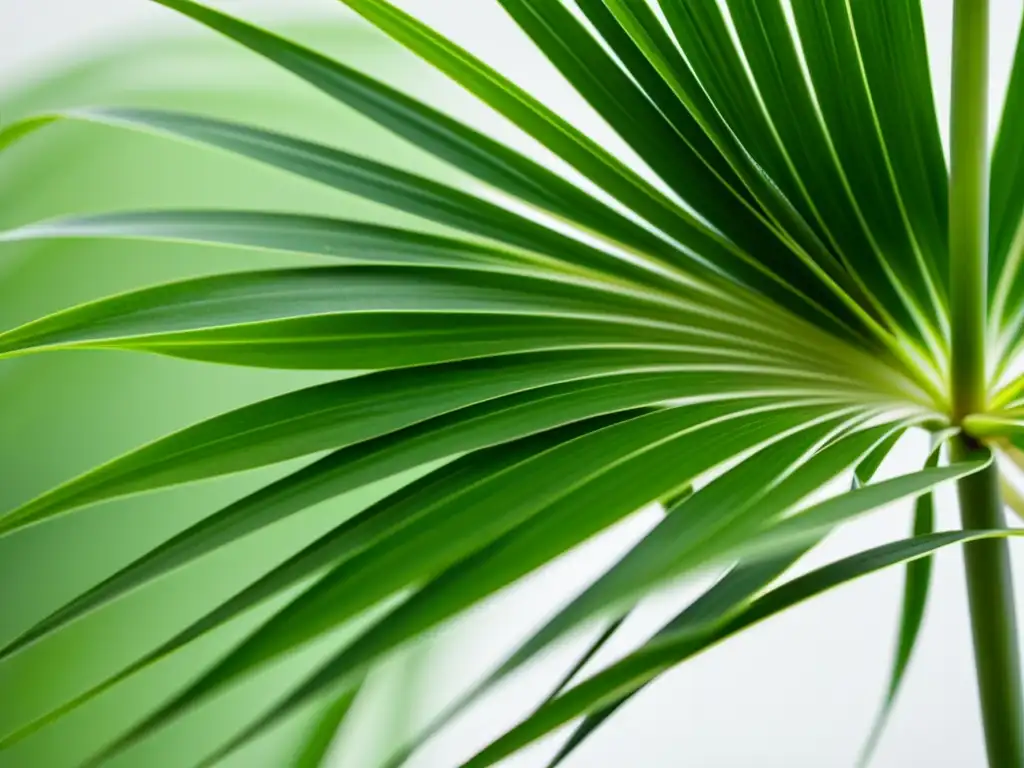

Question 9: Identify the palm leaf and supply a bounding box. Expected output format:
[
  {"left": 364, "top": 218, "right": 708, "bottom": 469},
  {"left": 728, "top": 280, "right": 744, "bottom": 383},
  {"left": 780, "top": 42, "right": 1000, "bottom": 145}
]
[{"left": 2, "top": 0, "right": 1022, "bottom": 765}]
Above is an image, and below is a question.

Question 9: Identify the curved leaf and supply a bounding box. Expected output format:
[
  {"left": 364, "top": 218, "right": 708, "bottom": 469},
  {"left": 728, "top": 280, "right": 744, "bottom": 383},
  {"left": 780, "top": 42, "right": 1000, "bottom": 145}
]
[
  {"left": 858, "top": 444, "right": 941, "bottom": 767},
  {"left": 201, "top": 455, "right": 988, "bottom": 768},
  {"left": 548, "top": 416, "right": 907, "bottom": 766},
  {"left": 0, "top": 370, "right": 782, "bottom": 662},
  {"left": 0, "top": 108, "right": 680, "bottom": 295},
  {"left": 495, "top": 0, "right": 845, "bottom": 314},
  {"left": 0, "top": 263, "right": 811, "bottom": 362},
  {"left": 461, "top": 527, "right": 1017, "bottom": 767},
  {"left": 145, "top": 0, "right": 730, "bottom": 285},
  {"left": 95, "top": 401, "right": 839, "bottom": 759},
  {"left": 0, "top": 349, "right": 724, "bottom": 536},
  {"left": 542, "top": 541, "right": 816, "bottom": 768},
  {"left": 0, "top": 210, "right": 539, "bottom": 267},
  {"left": 334, "top": 0, "right": 879, "bottom": 342}
]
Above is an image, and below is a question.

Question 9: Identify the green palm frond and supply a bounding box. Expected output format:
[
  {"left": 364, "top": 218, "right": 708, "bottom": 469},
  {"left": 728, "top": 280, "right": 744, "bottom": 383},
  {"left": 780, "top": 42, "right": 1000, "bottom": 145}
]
[{"left": 2, "top": 0, "right": 1023, "bottom": 765}]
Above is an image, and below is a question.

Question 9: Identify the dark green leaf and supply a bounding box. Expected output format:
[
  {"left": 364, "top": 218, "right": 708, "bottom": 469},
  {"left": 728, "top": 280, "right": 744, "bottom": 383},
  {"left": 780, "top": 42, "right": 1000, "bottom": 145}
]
[
  {"left": 0, "top": 108, "right": 676, "bottom": 293},
  {"left": 858, "top": 445, "right": 940, "bottom": 767},
  {"left": 155, "top": 420, "right": 983, "bottom": 766},
  {"left": 336, "top": 0, "right": 873, "bottom": 341},
  {"left": 990, "top": 14, "right": 1024, "bottom": 331},
  {"left": 0, "top": 263, "right": 815, "bottom": 364},
  {"left": 292, "top": 687, "right": 360, "bottom": 768},
  {"left": 146, "top": 0, "right": 721, "bottom": 285},
  {"left": 461, "top": 527, "right": 1020, "bottom": 767},
  {"left": 1, "top": 369, "right": 782, "bottom": 664},
  {"left": 98, "top": 402, "right": 836, "bottom": 758},
  {"left": 850, "top": 0, "right": 949, "bottom": 308},
  {"left": 789, "top": 0, "right": 945, "bottom": 356},
  {"left": 854, "top": 429, "right": 904, "bottom": 487}
]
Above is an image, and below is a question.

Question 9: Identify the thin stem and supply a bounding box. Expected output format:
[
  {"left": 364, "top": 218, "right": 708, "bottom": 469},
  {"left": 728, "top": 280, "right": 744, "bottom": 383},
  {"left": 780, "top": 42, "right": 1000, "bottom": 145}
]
[
  {"left": 953, "top": 436, "right": 1024, "bottom": 767},
  {"left": 950, "top": 2, "right": 1024, "bottom": 766},
  {"left": 950, "top": 0, "right": 990, "bottom": 420}
]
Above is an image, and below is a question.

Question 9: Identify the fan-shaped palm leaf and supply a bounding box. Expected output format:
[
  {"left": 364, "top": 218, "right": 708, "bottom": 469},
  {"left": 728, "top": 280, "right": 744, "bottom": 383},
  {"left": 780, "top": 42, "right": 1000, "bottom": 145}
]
[{"left": 2, "top": 0, "right": 1022, "bottom": 765}]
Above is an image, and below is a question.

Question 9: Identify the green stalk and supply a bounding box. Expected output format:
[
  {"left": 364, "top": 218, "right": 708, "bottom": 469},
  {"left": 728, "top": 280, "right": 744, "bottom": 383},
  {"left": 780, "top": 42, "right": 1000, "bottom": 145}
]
[
  {"left": 949, "top": 0, "right": 989, "bottom": 421},
  {"left": 953, "top": 437, "right": 1024, "bottom": 767},
  {"left": 950, "top": 1, "right": 1024, "bottom": 765}
]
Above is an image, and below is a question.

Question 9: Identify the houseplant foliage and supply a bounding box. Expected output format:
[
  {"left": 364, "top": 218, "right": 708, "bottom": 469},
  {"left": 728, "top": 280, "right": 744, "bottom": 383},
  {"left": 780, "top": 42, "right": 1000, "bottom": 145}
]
[
  {"left": 0, "top": 17, "right": 450, "bottom": 768},
  {"left": 1, "top": 0, "right": 1023, "bottom": 764}
]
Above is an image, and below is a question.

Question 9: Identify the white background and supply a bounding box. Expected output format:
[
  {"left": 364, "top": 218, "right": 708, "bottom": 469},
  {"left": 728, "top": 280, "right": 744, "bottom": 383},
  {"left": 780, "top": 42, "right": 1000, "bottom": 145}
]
[{"left": 4, "top": 1, "right": 1024, "bottom": 766}]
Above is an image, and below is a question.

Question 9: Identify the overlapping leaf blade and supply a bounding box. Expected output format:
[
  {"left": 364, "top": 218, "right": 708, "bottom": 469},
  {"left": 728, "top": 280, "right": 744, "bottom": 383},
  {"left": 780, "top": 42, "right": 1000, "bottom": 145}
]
[
  {"left": 542, "top": 541, "right": 816, "bottom": 768},
  {"left": 495, "top": 0, "right": 837, "bottom": 307},
  {"left": 93, "top": 402, "right": 845, "bottom": 758},
  {"left": 657, "top": 0, "right": 815, "bottom": 234},
  {"left": 0, "top": 263, "right": 752, "bottom": 357},
  {"left": 0, "top": 349, "right": 733, "bottom": 536},
  {"left": 851, "top": 0, "right": 949, "bottom": 309},
  {"left": 598, "top": 0, "right": 855, "bottom": 298},
  {"left": 334, "top": 0, "right": 882, "bottom": 342},
  {"left": 789, "top": 0, "right": 944, "bottom": 357},
  {"left": 208, "top": 454, "right": 986, "bottom": 768},
  {"left": 0, "top": 374, "right": 786, "bottom": 663},
  {"left": 0, "top": 0, "right": 998, "bottom": 765},
  {"left": 461, "top": 525, "right": 1006, "bottom": 767},
  {"left": 722, "top": 0, "right": 914, "bottom": 338},
  {"left": 0, "top": 108, "right": 678, "bottom": 294},
  {"left": 386, "top": 419, "right": 896, "bottom": 766},
  {"left": 546, "top": 419, "right": 904, "bottom": 766},
  {"left": 991, "top": 16, "right": 1024, "bottom": 364},
  {"left": 146, "top": 0, "right": 730, "bottom": 288},
  {"left": 0, "top": 210, "right": 539, "bottom": 267}
]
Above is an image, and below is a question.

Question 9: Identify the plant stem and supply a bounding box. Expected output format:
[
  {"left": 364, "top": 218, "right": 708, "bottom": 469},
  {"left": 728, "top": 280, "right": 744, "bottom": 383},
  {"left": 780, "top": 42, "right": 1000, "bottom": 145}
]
[
  {"left": 953, "top": 436, "right": 1024, "bottom": 767},
  {"left": 950, "top": 0, "right": 990, "bottom": 421},
  {"left": 950, "top": 2, "right": 1024, "bottom": 764}
]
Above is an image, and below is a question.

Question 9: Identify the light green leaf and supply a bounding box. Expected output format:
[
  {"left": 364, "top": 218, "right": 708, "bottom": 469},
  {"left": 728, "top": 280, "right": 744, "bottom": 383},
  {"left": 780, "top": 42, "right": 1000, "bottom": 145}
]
[
  {"left": 0, "top": 210, "right": 539, "bottom": 267},
  {"left": 0, "top": 349, "right": 719, "bottom": 537},
  {"left": 0, "top": 1, "right": 998, "bottom": 765},
  {"left": 292, "top": 687, "right": 361, "bottom": 768},
  {"left": 965, "top": 413, "right": 1024, "bottom": 439},
  {"left": 0, "top": 108, "right": 674, "bottom": 294}
]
